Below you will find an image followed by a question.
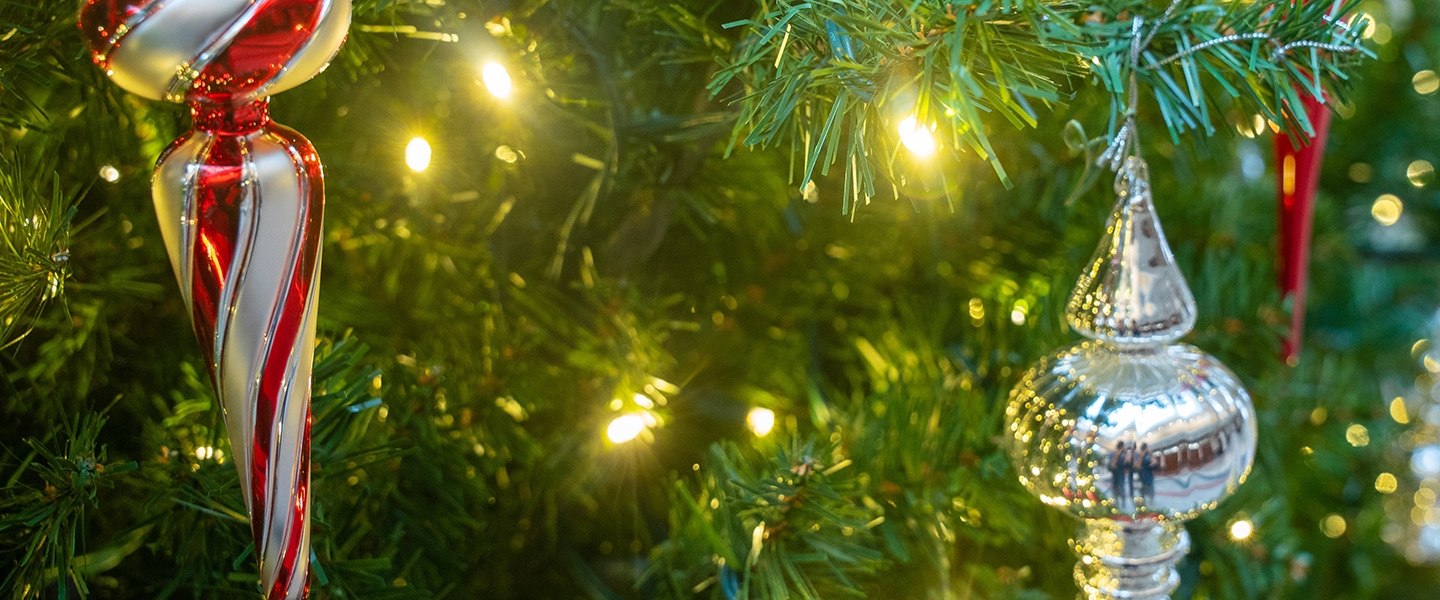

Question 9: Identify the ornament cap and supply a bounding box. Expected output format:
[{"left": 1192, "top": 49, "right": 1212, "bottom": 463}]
[
  {"left": 1073, "top": 520, "right": 1187, "bottom": 600},
  {"left": 1067, "top": 157, "right": 1197, "bottom": 346}
]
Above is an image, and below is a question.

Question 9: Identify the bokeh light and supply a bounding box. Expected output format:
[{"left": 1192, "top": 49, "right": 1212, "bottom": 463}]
[
  {"left": 1372, "top": 194, "right": 1403, "bottom": 226},
  {"left": 1414, "top": 70, "right": 1439, "bottom": 96},
  {"left": 1377, "top": 472, "right": 1399, "bottom": 494},
  {"left": 1321, "top": 514, "right": 1348, "bottom": 538},
  {"left": 1346, "top": 424, "right": 1371, "bottom": 447},
  {"left": 1407, "top": 160, "right": 1434, "bottom": 187}
]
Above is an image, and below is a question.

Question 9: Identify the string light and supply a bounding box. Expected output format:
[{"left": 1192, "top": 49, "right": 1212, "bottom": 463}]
[
  {"left": 405, "top": 137, "right": 432, "bottom": 172},
  {"left": 482, "top": 62, "right": 513, "bottom": 99},
  {"left": 1371, "top": 194, "right": 1402, "bottom": 226},
  {"left": 747, "top": 407, "right": 776, "bottom": 436},
  {"left": 99, "top": 165, "right": 120, "bottom": 183},
  {"left": 194, "top": 446, "right": 224, "bottom": 462},
  {"left": 1229, "top": 519, "right": 1254, "bottom": 541},
  {"left": 897, "top": 116, "right": 938, "bottom": 157},
  {"left": 606, "top": 414, "right": 647, "bottom": 444}
]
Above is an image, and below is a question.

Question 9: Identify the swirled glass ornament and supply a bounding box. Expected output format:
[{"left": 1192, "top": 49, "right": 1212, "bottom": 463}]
[
  {"left": 78, "top": 2, "right": 351, "bottom": 598},
  {"left": 1005, "top": 158, "right": 1256, "bottom": 600}
]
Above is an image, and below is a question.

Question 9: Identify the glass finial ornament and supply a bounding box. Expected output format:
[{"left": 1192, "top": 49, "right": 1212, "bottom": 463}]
[
  {"left": 78, "top": 1, "right": 351, "bottom": 598},
  {"left": 1004, "top": 157, "right": 1257, "bottom": 600}
]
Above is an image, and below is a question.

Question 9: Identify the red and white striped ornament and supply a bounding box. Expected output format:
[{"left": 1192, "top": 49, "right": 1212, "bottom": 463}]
[{"left": 78, "top": 2, "right": 351, "bottom": 598}]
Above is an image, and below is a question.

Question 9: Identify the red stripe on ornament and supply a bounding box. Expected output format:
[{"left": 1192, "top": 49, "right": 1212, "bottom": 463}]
[
  {"left": 191, "top": 0, "right": 327, "bottom": 102},
  {"left": 188, "top": 136, "right": 247, "bottom": 377},
  {"left": 77, "top": 0, "right": 160, "bottom": 65},
  {"left": 267, "top": 407, "right": 312, "bottom": 600},
  {"left": 253, "top": 123, "right": 324, "bottom": 599}
]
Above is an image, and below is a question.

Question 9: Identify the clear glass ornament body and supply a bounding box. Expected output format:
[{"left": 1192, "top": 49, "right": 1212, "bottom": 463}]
[
  {"left": 1005, "top": 158, "right": 1256, "bottom": 600},
  {"left": 1007, "top": 341, "right": 1256, "bottom": 521}
]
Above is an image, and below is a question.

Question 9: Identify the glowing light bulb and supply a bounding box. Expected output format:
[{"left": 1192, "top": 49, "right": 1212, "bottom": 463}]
[
  {"left": 1229, "top": 519, "right": 1253, "bottom": 540},
  {"left": 747, "top": 407, "right": 776, "bottom": 436},
  {"left": 897, "top": 116, "right": 937, "bottom": 157},
  {"left": 607, "top": 414, "right": 647, "bottom": 444},
  {"left": 482, "top": 62, "right": 513, "bottom": 99},
  {"left": 405, "top": 137, "right": 432, "bottom": 172},
  {"left": 99, "top": 165, "right": 120, "bottom": 183}
]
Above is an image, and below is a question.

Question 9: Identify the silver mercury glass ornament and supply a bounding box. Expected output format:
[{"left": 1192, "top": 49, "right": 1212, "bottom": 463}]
[{"left": 1004, "top": 157, "right": 1257, "bottom": 600}]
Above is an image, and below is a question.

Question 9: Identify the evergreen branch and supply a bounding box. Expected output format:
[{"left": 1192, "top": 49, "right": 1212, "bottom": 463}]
[
  {"left": 0, "top": 411, "right": 136, "bottom": 600},
  {"left": 0, "top": 152, "right": 76, "bottom": 349},
  {"left": 713, "top": 0, "right": 1370, "bottom": 202},
  {"left": 649, "top": 440, "right": 883, "bottom": 600}
]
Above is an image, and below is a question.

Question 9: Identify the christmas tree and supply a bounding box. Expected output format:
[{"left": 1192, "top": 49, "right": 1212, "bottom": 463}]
[{"left": 3, "top": 0, "right": 1440, "bottom": 598}]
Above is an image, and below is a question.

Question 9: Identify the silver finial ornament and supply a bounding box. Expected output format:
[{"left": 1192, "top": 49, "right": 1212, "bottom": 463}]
[
  {"left": 1005, "top": 157, "right": 1256, "bottom": 600},
  {"left": 1067, "top": 158, "right": 1196, "bottom": 346}
]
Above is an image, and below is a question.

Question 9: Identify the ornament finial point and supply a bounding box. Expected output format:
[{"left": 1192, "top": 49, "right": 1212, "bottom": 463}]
[{"left": 1066, "top": 157, "right": 1197, "bottom": 346}]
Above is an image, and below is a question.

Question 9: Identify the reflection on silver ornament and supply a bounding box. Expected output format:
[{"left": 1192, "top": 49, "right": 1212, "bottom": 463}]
[{"left": 1005, "top": 158, "right": 1257, "bottom": 600}]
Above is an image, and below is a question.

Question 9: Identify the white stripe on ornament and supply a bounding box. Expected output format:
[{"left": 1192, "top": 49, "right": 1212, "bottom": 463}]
[
  {"left": 105, "top": 0, "right": 253, "bottom": 101},
  {"left": 241, "top": 132, "right": 309, "bottom": 589},
  {"left": 255, "top": 0, "right": 353, "bottom": 100}
]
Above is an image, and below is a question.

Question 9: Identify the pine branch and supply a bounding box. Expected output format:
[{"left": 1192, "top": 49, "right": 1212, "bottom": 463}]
[
  {"left": 0, "top": 152, "right": 76, "bottom": 349},
  {"left": 0, "top": 411, "right": 137, "bottom": 600},
  {"left": 649, "top": 440, "right": 883, "bottom": 600},
  {"left": 714, "top": 0, "right": 1371, "bottom": 204}
]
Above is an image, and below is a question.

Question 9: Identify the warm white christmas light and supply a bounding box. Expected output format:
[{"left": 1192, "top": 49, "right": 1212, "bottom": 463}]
[
  {"left": 99, "top": 165, "right": 120, "bottom": 182},
  {"left": 483, "top": 62, "right": 513, "bottom": 99},
  {"left": 1229, "top": 519, "right": 1253, "bottom": 541},
  {"left": 897, "top": 116, "right": 937, "bottom": 157},
  {"left": 747, "top": 407, "right": 776, "bottom": 436},
  {"left": 607, "top": 414, "right": 647, "bottom": 444},
  {"left": 406, "top": 137, "right": 432, "bottom": 172}
]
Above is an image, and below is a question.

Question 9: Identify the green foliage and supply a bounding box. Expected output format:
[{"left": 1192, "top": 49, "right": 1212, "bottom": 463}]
[
  {"left": 650, "top": 440, "right": 883, "bottom": 600},
  {"left": 0, "top": 153, "right": 76, "bottom": 348},
  {"left": 715, "top": 0, "right": 1371, "bottom": 205},
  {"left": 0, "top": 411, "right": 137, "bottom": 599},
  {"left": 0, "top": 0, "right": 1436, "bottom": 599}
]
